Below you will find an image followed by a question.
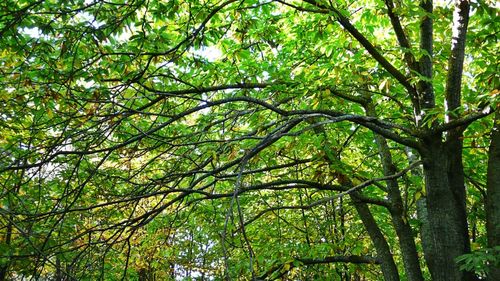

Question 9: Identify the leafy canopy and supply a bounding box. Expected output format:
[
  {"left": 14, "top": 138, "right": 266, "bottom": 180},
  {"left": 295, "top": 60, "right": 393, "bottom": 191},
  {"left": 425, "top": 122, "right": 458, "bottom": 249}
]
[{"left": 0, "top": 0, "right": 498, "bottom": 280}]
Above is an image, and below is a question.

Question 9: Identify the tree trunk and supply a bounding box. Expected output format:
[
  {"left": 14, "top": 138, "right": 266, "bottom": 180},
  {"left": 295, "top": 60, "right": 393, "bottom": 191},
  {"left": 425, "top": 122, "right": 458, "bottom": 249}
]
[
  {"left": 419, "top": 0, "right": 476, "bottom": 279},
  {"left": 316, "top": 119, "right": 400, "bottom": 281},
  {"left": 0, "top": 210, "right": 13, "bottom": 281},
  {"left": 351, "top": 196, "right": 400, "bottom": 281},
  {"left": 366, "top": 104, "right": 424, "bottom": 281},
  {"left": 56, "top": 256, "right": 62, "bottom": 281},
  {"left": 486, "top": 110, "right": 500, "bottom": 281},
  {"left": 420, "top": 136, "right": 472, "bottom": 281},
  {"left": 376, "top": 148, "right": 424, "bottom": 281}
]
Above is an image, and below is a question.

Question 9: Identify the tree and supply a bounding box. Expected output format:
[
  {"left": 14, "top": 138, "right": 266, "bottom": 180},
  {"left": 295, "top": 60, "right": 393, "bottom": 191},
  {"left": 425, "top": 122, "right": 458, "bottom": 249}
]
[{"left": 0, "top": 0, "right": 498, "bottom": 280}]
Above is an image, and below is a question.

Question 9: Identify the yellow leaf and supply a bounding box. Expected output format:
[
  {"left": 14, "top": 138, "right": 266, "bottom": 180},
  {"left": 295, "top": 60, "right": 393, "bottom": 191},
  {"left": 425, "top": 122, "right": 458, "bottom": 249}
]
[
  {"left": 228, "top": 148, "right": 238, "bottom": 160},
  {"left": 282, "top": 262, "right": 291, "bottom": 272},
  {"left": 415, "top": 191, "right": 422, "bottom": 201},
  {"left": 312, "top": 99, "right": 320, "bottom": 109},
  {"left": 352, "top": 177, "right": 362, "bottom": 186}
]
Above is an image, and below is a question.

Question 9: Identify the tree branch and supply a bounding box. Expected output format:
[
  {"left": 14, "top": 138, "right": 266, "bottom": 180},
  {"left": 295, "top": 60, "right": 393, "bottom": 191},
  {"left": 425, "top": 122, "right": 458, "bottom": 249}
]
[
  {"left": 383, "top": 0, "right": 419, "bottom": 72},
  {"left": 445, "top": 0, "right": 471, "bottom": 121},
  {"left": 1, "top": 92, "right": 419, "bottom": 173},
  {"left": 302, "top": 0, "right": 415, "bottom": 94},
  {"left": 418, "top": 0, "right": 435, "bottom": 110},
  {"left": 239, "top": 162, "right": 421, "bottom": 227},
  {"left": 425, "top": 108, "right": 492, "bottom": 136},
  {"left": 258, "top": 255, "right": 380, "bottom": 280}
]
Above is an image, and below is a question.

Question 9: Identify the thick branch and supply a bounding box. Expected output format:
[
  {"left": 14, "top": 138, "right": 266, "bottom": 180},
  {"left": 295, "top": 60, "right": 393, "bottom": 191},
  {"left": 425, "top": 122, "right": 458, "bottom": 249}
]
[
  {"left": 2, "top": 95, "right": 419, "bottom": 172},
  {"left": 287, "top": 109, "right": 420, "bottom": 147},
  {"left": 259, "top": 255, "right": 380, "bottom": 280},
  {"left": 240, "top": 162, "right": 420, "bottom": 227},
  {"left": 486, "top": 110, "right": 500, "bottom": 281},
  {"left": 298, "top": 255, "right": 380, "bottom": 265},
  {"left": 384, "top": 0, "right": 419, "bottom": 71},
  {"left": 418, "top": 0, "right": 435, "bottom": 109},
  {"left": 445, "top": 0, "right": 470, "bottom": 121},
  {"left": 139, "top": 82, "right": 277, "bottom": 97},
  {"left": 425, "top": 108, "right": 492, "bottom": 136},
  {"left": 302, "top": 0, "right": 415, "bottom": 94},
  {"left": 366, "top": 103, "right": 425, "bottom": 281},
  {"left": 326, "top": 87, "right": 370, "bottom": 105}
]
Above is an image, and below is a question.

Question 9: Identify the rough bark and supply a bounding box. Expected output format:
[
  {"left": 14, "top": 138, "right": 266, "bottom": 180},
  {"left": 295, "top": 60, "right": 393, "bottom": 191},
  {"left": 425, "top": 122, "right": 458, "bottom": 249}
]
[
  {"left": 445, "top": 0, "right": 470, "bottom": 112},
  {"left": 417, "top": 1, "right": 476, "bottom": 280},
  {"left": 418, "top": 0, "right": 435, "bottom": 110},
  {"left": 420, "top": 136, "right": 472, "bottom": 281},
  {"left": 486, "top": 110, "right": 500, "bottom": 281}
]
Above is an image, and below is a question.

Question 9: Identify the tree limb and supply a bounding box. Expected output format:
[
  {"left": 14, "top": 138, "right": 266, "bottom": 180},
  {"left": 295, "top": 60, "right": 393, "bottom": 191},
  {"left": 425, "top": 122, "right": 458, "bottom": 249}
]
[
  {"left": 258, "top": 255, "right": 380, "bottom": 280},
  {"left": 302, "top": 0, "right": 415, "bottom": 94},
  {"left": 418, "top": 0, "right": 435, "bottom": 110},
  {"left": 383, "top": 0, "right": 419, "bottom": 72},
  {"left": 445, "top": 0, "right": 471, "bottom": 121}
]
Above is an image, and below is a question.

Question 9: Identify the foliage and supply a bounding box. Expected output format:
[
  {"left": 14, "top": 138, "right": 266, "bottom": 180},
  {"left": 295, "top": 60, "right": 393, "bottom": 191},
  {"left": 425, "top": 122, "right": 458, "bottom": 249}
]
[
  {"left": 456, "top": 246, "right": 500, "bottom": 278},
  {"left": 0, "top": 0, "right": 498, "bottom": 280}
]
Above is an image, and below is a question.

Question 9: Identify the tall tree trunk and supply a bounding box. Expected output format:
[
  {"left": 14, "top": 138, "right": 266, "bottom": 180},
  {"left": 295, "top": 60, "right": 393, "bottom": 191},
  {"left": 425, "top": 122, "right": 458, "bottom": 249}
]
[
  {"left": 486, "top": 110, "right": 500, "bottom": 281},
  {"left": 419, "top": 136, "right": 472, "bottom": 281},
  {"left": 418, "top": 0, "right": 476, "bottom": 280}
]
